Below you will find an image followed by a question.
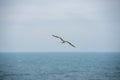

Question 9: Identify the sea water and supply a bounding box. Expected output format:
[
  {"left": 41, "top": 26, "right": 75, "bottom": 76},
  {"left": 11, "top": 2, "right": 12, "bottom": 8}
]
[{"left": 0, "top": 52, "right": 120, "bottom": 80}]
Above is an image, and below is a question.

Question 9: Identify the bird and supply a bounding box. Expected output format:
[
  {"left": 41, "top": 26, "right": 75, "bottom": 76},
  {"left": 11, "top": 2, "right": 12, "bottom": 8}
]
[{"left": 52, "top": 35, "right": 76, "bottom": 47}]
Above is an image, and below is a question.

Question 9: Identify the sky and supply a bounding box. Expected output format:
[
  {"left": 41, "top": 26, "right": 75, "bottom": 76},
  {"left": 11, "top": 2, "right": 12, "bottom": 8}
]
[{"left": 0, "top": 0, "right": 120, "bottom": 52}]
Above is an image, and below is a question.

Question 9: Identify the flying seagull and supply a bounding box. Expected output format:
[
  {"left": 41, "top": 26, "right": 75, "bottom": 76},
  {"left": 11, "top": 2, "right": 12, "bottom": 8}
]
[{"left": 52, "top": 35, "right": 76, "bottom": 47}]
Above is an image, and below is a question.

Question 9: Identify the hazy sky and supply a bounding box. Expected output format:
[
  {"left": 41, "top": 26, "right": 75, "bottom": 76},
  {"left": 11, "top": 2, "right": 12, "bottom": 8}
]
[{"left": 0, "top": 0, "right": 120, "bottom": 52}]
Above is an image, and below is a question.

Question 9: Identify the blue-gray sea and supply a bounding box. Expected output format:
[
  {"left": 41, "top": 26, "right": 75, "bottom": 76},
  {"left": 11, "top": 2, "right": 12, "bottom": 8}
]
[{"left": 0, "top": 52, "right": 120, "bottom": 80}]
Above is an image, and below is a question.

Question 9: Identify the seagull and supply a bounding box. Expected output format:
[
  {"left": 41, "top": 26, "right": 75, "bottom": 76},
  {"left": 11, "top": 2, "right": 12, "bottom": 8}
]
[{"left": 52, "top": 35, "right": 76, "bottom": 47}]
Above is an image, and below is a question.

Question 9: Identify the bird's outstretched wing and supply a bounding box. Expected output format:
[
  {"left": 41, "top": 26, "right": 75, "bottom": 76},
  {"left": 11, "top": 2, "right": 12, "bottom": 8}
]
[
  {"left": 66, "top": 41, "right": 76, "bottom": 47},
  {"left": 52, "top": 35, "right": 64, "bottom": 41}
]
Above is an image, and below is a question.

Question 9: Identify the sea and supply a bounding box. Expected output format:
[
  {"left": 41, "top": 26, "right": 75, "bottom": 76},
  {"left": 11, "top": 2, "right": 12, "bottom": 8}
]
[{"left": 0, "top": 52, "right": 120, "bottom": 80}]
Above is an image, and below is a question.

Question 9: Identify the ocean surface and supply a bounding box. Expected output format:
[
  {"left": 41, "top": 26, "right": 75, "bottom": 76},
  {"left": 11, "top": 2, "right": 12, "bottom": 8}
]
[{"left": 0, "top": 52, "right": 120, "bottom": 80}]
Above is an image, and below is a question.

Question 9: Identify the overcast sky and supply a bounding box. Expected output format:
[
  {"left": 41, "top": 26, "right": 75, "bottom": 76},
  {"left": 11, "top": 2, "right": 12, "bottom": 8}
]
[{"left": 0, "top": 0, "right": 120, "bottom": 52}]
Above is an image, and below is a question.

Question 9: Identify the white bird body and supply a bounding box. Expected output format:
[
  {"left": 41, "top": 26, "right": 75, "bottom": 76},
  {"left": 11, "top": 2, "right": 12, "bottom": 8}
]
[{"left": 52, "top": 35, "right": 76, "bottom": 47}]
